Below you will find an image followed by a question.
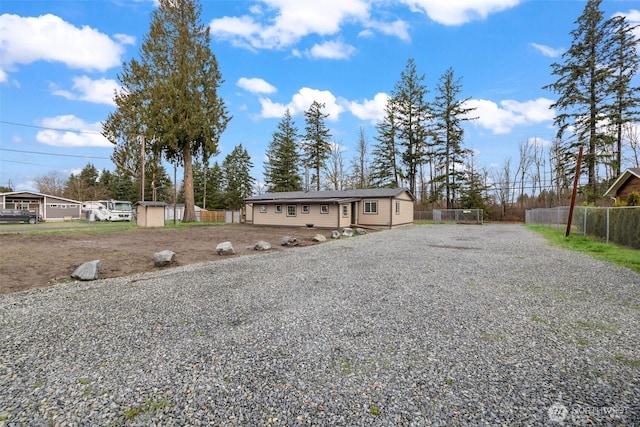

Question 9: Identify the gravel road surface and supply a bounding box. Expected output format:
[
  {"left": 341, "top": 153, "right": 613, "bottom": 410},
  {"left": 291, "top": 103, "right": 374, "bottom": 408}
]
[{"left": 1, "top": 224, "right": 638, "bottom": 425}]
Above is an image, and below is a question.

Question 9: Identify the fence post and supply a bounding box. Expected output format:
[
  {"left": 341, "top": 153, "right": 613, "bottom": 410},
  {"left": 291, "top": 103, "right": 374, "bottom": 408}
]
[
  {"left": 583, "top": 207, "right": 587, "bottom": 236},
  {"left": 606, "top": 207, "right": 610, "bottom": 244}
]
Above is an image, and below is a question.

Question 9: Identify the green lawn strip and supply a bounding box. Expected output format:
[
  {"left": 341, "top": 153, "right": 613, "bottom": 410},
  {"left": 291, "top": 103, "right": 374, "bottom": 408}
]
[
  {"left": 526, "top": 224, "right": 640, "bottom": 274},
  {"left": 0, "top": 220, "right": 226, "bottom": 236}
]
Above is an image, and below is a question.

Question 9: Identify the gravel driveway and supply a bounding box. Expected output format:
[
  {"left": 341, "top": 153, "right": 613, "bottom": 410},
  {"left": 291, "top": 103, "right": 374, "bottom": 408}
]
[{"left": 1, "top": 224, "right": 638, "bottom": 425}]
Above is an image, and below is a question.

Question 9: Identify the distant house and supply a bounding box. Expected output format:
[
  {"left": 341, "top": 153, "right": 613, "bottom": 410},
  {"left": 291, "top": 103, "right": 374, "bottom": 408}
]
[
  {"left": 0, "top": 191, "right": 82, "bottom": 221},
  {"left": 245, "top": 188, "right": 415, "bottom": 229},
  {"left": 603, "top": 168, "right": 640, "bottom": 202}
]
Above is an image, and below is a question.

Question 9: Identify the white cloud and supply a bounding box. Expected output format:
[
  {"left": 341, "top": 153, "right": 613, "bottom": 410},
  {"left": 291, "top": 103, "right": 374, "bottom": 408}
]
[
  {"left": 259, "top": 87, "right": 345, "bottom": 121},
  {"left": 51, "top": 76, "right": 118, "bottom": 105},
  {"left": 237, "top": 77, "right": 277, "bottom": 94},
  {"left": 364, "top": 19, "right": 411, "bottom": 41},
  {"left": 466, "top": 97, "right": 554, "bottom": 134},
  {"left": 0, "top": 14, "right": 132, "bottom": 75},
  {"left": 308, "top": 40, "right": 356, "bottom": 59},
  {"left": 36, "top": 115, "right": 112, "bottom": 147},
  {"left": 348, "top": 92, "right": 390, "bottom": 123},
  {"left": 211, "top": 0, "right": 381, "bottom": 50},
  {"left": 531, "top": 42, "right": 563, "bottom": 58},
  {"left": 399, "top": 0, "right": 522, "bottom": 25}
]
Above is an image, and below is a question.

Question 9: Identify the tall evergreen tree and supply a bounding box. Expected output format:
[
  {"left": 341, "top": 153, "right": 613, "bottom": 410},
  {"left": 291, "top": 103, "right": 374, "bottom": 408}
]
[
  {"left": 264, "top": 109, "right": 302, "bottom": 192},
  {"left": 391, "top": 58, "right": 430, "bottom": 196},
  {"left": 371, "top": 98, "right": 402, "bottom": 188},
  {"left": 302, "top": 101, "right": 332, "bottom": 191},
  {"left": 607, "top": 14, "right": 640, "bottom": 177},
  {"left": 222, "top": 144, "right": 254, "bottom": 210},
  {"left": 103, "top": 0, "right": 230, "bottom": 221},
  {"left": 432, "top": 67, "right": 477, "bottom": 208},
  {"left": 545, "top": 0, "right": 613, "bottom": 199}
]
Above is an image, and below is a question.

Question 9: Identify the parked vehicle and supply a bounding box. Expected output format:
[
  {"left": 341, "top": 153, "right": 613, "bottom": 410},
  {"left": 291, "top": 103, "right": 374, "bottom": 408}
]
[
  {"left": 81, "top": 200, "right": 133, "bottom": 221},
  {"left": 0, "top": 209, "right": 42, "bottom": 224}
]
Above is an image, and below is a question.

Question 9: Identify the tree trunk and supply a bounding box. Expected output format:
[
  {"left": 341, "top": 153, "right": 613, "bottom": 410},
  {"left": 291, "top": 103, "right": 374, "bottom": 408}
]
[{"left": 182, "top": 145, "right": 196, "bottom": 222}]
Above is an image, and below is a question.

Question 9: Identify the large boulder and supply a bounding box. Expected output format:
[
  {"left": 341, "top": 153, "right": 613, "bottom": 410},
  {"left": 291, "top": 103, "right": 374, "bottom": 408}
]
[
  {"left": 154, "top": 250, "right": 176, "bottom": 267},
  {"left": 281, "top": 236, "right": 299, "bottom": 246},
  {"left": 252, "top": 240, "right": 272, "bottom": 251},
  {"left": 216, "top": 241, "right": 236, "bottom": 256},
  {"left": 342, "top": 227, "right": 354, "bottom": 237},
  {"left": 71, "top": 260, "right": 101, "bottom": 281},
  {"left": 331, "top": 230, "right": 341, "bottom": 239},
  {"left": 355, "top": 228, "right": 367, "bottom": 235},
  {"left": 312, "top": 234, "right": 326, "bottom": 242}
]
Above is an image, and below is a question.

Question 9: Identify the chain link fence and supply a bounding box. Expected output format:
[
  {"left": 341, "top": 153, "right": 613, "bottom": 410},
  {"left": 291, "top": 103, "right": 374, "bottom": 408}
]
[
  {"left": 414, "top": 209, "right": 484, "bottom": 224},
  {"left": 526, "top": 206, "right": 640, "bottom": 248}
]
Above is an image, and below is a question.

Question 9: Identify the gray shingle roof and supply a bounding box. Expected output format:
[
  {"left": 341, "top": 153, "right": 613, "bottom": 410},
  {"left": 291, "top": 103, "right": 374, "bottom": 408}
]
[{"left": 246, "top": 188, "right": 414, "bottom": 202}]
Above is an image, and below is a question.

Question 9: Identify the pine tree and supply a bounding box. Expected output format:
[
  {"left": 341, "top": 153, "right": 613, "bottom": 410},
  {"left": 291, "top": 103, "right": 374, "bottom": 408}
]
[
  {"left": 432, "top": 67, "right": 476, "bottom": 208},
  {"left": 606, "top": 14, "right": 640, "bottom": 177},
  {"left": 371, "top": 98, "right": 402, "bottom": 188},
  {"left": 302, "top": 101, "right": 332, "bottom": 191},
  {"left": 391, "top": 58, "right": 430, "bottom": 196},
  {"left": 264, "top": 109, "right": 302, "bottom": 192},
  {"left": 103, "top": 0, "right": 230, "bottom": 221},
  {"left": 545, "top": 0, "right": 613, "bottom": 199},
  {"left": 222, "top": 144, "right": 254, "bottom": 210}
]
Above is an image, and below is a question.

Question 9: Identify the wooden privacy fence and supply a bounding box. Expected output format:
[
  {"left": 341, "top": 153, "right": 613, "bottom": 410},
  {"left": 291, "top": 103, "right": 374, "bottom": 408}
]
[
  {"left": 200, "top": 210, "right": 226, "bottom": 223},
  {"left": 199, "top": 209, "right": 242, "bottom": 223}
]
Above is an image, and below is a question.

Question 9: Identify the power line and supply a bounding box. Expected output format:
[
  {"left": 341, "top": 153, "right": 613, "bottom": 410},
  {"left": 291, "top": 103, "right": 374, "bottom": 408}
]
[
  {"left": 0, "top": 120, "right": 103, "bottom": 135},
  {"left": 0, "top": 148, "right": 111, "bottom": 160}
]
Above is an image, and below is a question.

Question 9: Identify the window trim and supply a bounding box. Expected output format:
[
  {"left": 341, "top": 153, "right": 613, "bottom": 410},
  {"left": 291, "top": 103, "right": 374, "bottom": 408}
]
[
  {"left": 301, "top": 205, "right": 310, "bottom": 214},
  {"left": 259, "top": 205, "right": 267, "bottom": 213},
  {"left": 320, "top": 204, "right": 329, "bottom": 214},
  {"left": 286, "top": 204, "right": 296, "bottom": 217},
  {"left": 363, "top": 200, "right": 378, "bottom": 215},
  {"left": 275, "top": 204, "right": 282, "bottom": 214},
  {"left": 342, "top": 204, "right": 349, "bottom": 217},
  {"left": 395, "top": 201, "right": 400, "bottom": 214}
]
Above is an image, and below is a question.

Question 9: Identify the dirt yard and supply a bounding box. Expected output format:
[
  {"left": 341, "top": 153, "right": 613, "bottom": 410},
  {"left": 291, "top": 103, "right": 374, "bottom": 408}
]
[{"left": 0, "top": 224, "right": 344, "bottom": 294}]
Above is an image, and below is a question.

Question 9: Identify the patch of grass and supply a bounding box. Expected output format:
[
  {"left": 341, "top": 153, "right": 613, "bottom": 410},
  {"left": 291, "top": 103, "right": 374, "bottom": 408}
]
[
  {"left": 77, "top": 378, "right": 90, "bottom": 385},
  {"left": 576, "top": 320, "right": 619, "bottom": 334},
  {"left": 480, "top": 331, "right": 505, "bottom": 341},
  {"left": 445, "top": 378, "right": 454, "bottom": 386},
  {"left": 614, "top": 354, "right": 640, "bottom": 368},
  {"left": 369, "top": 405, "right": 381, "bottom": 416},
  {"left": 530, "top": 314, "right": 551, "bottom": 325},
  {"left": 526, "top": 224, "right": 640, "bottom": 274},
  {"left": 123, "top": 397, "right": 170, "bottom": 420}
]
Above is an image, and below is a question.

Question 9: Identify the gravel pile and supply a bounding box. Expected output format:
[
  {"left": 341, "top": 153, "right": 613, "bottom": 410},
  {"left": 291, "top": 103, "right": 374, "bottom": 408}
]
[{"left": 1, "top": 224, "right": 639, "bottom": 425}]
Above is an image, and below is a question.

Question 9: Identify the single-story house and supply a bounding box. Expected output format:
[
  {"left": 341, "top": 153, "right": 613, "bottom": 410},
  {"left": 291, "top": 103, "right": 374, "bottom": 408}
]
[
  {"left": 245, "top": 188, "right": 415, "bottom": 229},
  {"left": 0, "top": 191, "right": 82, "bottom": 221},
  {"left": 603, "top": 168, "right": 640, "bottom": 201}
]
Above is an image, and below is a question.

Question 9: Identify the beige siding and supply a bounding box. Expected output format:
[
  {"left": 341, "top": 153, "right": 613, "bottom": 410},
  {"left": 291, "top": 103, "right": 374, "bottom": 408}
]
[
  {"left": 391, "top": 198, "right": 414, "bottom": 225},
  {"left": 358, "top": 198, "right": 392, "bottom": 227},
  {"left": 244, "top": 203, "right": 254, "bottom": 223},
  {"left": 251, "top": 203, "right": 340, "bottom": 228}
]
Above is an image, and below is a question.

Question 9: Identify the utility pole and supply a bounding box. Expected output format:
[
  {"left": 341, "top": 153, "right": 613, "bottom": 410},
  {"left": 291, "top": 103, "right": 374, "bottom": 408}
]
[
  {"left": 139, "top": 135, "right": 145, "bottom": 202},
  {"left": 565, "top": 146, "right": 583, "bottom": 237}
]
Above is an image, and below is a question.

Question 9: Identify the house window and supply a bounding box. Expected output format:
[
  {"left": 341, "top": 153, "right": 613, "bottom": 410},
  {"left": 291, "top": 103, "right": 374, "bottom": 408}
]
[
  {"left": 395, "top": 201, "right": 400, "bottom": 214},
  {"left": 342, "top": 205, "right": 349, "bottom": 217},
  {"left": 287, "top": 205, "right": 296, "bottom": 217},
  {"left": 364, "top": 201, "right": 378, "bottom": 214},
  {"left": 275, "top": 205, "right": 282, "bottom": 214},
  {"left": 302, "top": 205, "right": 310, "bottom": 214},
  {"left": 320, "top": 205, "right": 329, "bottom": 214},
  {"left": 259, "top": 205, "right": 267, "bottom": 213}
]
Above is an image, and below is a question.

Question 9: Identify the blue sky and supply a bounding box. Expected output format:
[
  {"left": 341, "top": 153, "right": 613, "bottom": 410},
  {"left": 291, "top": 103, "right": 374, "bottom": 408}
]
[{"left": 1, "top": 0, "right": 639, "bottom": 193}]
